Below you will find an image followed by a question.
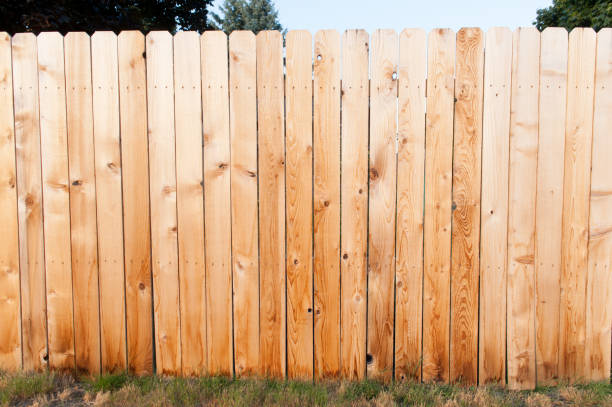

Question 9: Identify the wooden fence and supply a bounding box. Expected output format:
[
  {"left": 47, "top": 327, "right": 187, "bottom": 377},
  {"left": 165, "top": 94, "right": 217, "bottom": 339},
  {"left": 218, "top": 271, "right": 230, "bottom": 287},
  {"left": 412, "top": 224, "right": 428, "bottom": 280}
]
[{"left": 0, "top": 27, "right": 610, "bottom": 390}]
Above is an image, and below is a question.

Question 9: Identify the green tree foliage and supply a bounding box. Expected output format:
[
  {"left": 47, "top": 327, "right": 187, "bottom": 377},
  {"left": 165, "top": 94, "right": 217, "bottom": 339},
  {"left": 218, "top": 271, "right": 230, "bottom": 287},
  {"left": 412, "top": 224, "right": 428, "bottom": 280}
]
[
  {"left": 211, "top": 0, "right": 283, "bottom": 34},
  {"left": 0, "top": 0, "right": 214, "bottom": 34},
  {"left": 534, "top": 0, "right": 612, "bottom": 31}
]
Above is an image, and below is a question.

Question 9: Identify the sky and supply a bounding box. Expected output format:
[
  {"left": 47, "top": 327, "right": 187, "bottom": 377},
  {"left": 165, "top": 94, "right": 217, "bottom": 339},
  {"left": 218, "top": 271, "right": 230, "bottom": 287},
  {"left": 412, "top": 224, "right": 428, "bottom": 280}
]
[{"left": 211, "top": 0, "right": 553, "bottom": 33}]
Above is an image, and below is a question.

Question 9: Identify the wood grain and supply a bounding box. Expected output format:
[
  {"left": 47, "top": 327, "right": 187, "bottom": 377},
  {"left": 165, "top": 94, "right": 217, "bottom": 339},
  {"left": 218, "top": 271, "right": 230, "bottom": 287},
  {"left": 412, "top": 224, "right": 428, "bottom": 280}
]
[
  {"left": 367, "top": 29, "right": 397, "bottom": 382},
  {"left": 559, "top": 28, "right": 596, "bottom": 381},
  {"left": 0, "top": 32, "right": 21, "bottom": 371},
  {"left": 478, "top": 27, "right": 512, "bottom": 386},
  {"left": 201, "top": 31, "right": 233, "bottom": 376},
  {"left": 423, "top": 28, "right": 455, "bottom": 383},
  {"left": 256, "top": 30, "right": 285, "bottom": 378},
  {"left": 285, "top": 30, "right": 314, "bottom": 380},
  {"left": 450, "top": 27, "right": 483, "bottom": 385},
  {"left": 340, "top": 29, "right": 369, "bottom": 381},
  {"left": 535, "top": 27, "right": 568, "bottom": 385},
  {"left": 38, "top": 32, "right": 75, "bottom": 371},
  {"left": 229, "top": 31, "right": 259, "bottom": 377},
  {"left": 313, "top": 29, "right": 341, "bottom": 380},
  {"left": 585, "top": 27, "right": 612, "bottom": 382},
  {"left": 118, "top": 31, "right": 153, "bottom": 375}
]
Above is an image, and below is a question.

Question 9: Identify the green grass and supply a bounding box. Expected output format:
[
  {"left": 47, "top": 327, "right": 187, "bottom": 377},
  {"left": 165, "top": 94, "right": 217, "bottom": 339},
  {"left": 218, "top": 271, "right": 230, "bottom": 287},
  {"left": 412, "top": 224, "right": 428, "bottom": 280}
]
[{"left": 0, "top": 370, "right": 610, "bottom": 406}]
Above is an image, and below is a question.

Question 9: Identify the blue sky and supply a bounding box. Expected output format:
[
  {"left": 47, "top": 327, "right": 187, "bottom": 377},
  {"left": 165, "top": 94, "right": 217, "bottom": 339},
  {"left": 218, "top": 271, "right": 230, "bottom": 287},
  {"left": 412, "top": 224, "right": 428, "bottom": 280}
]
[{"left": 212, "top": 0, "right": 553, "bottom": 32}]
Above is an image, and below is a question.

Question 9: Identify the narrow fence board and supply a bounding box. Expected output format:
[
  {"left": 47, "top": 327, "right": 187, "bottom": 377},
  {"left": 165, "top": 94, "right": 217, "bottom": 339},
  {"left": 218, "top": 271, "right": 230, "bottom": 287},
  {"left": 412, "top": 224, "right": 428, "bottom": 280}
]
[
  {"left": 118, "top": 31, "right": 153, "bottom": 375},
  {"left": 201, "top": 31, "right": 233, "bottom": 376},
  {"left": 0, "top": 32, "right": 21, "bottom": 371},
  {"left": 586, "top": 28, "right": 612, "bottom": 382},
  {"left": 37, "top": 32, "right": 75, "bottom": 371},
  {"left": 285, "top": 30, "right": 314, "bottom": 380},
  {"left": 450, "top": 27, "right": 483, "bottom": 385},
  {"left": 174, "top": 31, "right": 206, "bottom": 377},
  {"left": 146, "top": 31, "right": 181, "bottom": 375},
  {"left": 65, "top": 32, "right": 101, "bottom": 374},
  {"left": 340, "top": 29, "right": 369, "bottom": 381},
  {"left": 478, "top": 27, "right": 512, "bottom": 386},
  {"left": 559, "top": 28, "right": 596, "bottom": 381},
  {"left": 535, "top": 27, "right": 568, "bottom": 385},
  {"left": 507, "top": 27, "right": 540, "bottom": 390},
  {"left": 91, "top": 31, "right": 127, "bottom": 373},
  {"left": 229, "top": 31, "right": 259, "bottom": 377},
  {"left": 167, "top": 32, "right": 205, "bottom": 377},
  {"left": 423, "top": 28, "right": 455, "bottom": 383},
  {"left": 367, "top": 29, "right": 398, "bottom": 382},
  {"left": 313, "top": 29, "right": 341, "bottom": 380},
  {"left": 256, "top": 30, "right": 286, "bottom": 378},
  {"left": 395, "top": 28, "right": 425, "bottom": 382},
  {"left": 12, "top": 33, "right": 47, "bottom": 371}
]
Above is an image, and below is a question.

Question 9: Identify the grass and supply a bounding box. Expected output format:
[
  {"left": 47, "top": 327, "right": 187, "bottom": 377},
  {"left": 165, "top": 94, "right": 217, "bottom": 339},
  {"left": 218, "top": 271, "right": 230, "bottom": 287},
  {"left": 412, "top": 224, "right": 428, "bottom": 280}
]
[{"left": 0, "top": 370, "right": 610, "bottom": 406}]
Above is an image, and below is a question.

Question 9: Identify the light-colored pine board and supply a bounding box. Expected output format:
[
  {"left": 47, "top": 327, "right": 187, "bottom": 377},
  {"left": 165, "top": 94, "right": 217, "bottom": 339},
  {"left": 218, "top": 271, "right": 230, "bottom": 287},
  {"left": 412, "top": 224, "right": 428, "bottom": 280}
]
[
  {"left": 174, "top": 31, "right": 207, "bottom": 377},
  {"left": 256, "top": 30, "right": 286, "bottom": 378},
  {"left": 450, "top": 27, "right": 484, "bottom": 385},
  {"left": 91, "top": 31, "right": 127, "bottom": 374},
  {"left": 340, "top": 29, "right": 369, "bottom": 381},
  {"left": 367, "top": 29, "right": 398, "bottom": 382},
  {"left": 285, "top": 30, "right": 313, "bottom": 380},
  {"left": 201, "top": 31, "right": 233, "bottom": 376},
  {"left": 0, "top": 32, "right": 21, "bottom": 371},
  {"left": 559, "top": 28, "right": 596, "bottom": 381},
  {"left": 64, "top": 32, "right": 101, "bottom": 374},
  {"left": 12, "top": 32, "right": 47, "bottom": 372},
  {"left": 37, "top": 32, "right": 75, "bottom": 371},
  {"left": 535, "top": 27, "right": 568, "bottom": 385},
  {"left": 229, "top": 31, "right": 259, "bottom": 377},
  {"left": 313, "top": 29, "right": 341, "bottom": 380},
  {"left": 507, "top": 27, "right": 540, "bottom": 390},
  {"left": 478, "top": 27, "right": 512, "bottom": 386},
  {"left": 395, "top": 28, "right": 425, "bottom": 382},
  {"left": 422, "top": 28, "right": 455, "bottom": 383},
  {"left": 118, "top": 31, "right": 153, "bottom": 375},
  {"left": 145, "top": 31, "right": 181, "bottom": 375},
  {"left": 585, "top": 27, "right": 612, "bottom": 382}
]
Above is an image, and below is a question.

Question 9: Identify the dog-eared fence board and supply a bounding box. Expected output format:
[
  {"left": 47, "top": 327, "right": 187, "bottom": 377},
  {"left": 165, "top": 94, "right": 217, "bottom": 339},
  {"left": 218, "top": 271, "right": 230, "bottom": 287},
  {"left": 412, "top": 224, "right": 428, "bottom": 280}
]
[
  {"left": 0, "top": 32, "right": 21, "bottom": 371},
  {"left": 1, "top": 28, "right": 610, "bottom": 388}
]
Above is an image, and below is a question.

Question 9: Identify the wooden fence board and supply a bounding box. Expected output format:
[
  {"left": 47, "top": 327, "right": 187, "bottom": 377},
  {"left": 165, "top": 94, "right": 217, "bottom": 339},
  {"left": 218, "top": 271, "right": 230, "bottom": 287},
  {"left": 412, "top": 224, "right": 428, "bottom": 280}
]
[
  {"left": 395, "top": 28, "right": 426, "bottom": 382},
  {"left": 173, "top": 31, "right": 207, "bottom": 377},
  {"left": 229, "top": 31, "right": 259, "bottom": 377},
  {"left": 0, "top": 32, "right": 21, "bottom": 371},
  {"left": 535, "top": 27, "right": 568, "bottom": 385},
  {"left": 65, "top": 32, "right": 101, "bottom": 374},
  {"left": 313, "top": 29, "right": 341, "bottom": 380},
  {"left": 340, "top": 29, "right": 369, "bottom": 381},
  {"left": 478, "top": 27, "right": 512, "bottom": 386},
  {"left": 367, "top": 29, "right": 397, "bottom": 382},
  {"left": 37, "top": 32, "right": 75, "bottom": 371},
  {"left": 146, "top": 31, "right": 181, "bottom": 375},
  {"left": 559, "top": 28, "right": 596, "bottom": 381},
  {"left": 585, "top": 27, "right": 612, "bottom": 382},
  {"left": 118, "top": 31, "right": 153, "bottom": 375},
  {"left": 12, "top": 32, "right": 47, "bottom": 372},
  {"left": 285, "top": 30, "right": 314, "bottom": 380},
  {"left": 450, "top": 27, "right": 483, "bottom": 385},
  {"left": 507, "top": 27, "right": 540, "bottom": 390},
  {"left": 91, "top": 31, "right": 127, "bottom": 373},
  {"left": 256, "top": 30, "right": 286, "bottom": 378},
  {"left": 201, "top": 31, "right": 233, "bottom": 376},
  {"left": 423, "top": 28, "right": 455, "bottom": 383}
]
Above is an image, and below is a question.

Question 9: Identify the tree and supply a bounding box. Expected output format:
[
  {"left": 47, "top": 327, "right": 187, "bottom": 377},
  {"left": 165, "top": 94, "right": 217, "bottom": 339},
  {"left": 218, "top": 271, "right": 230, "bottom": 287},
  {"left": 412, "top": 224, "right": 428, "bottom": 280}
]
[
  {"left": 534, "top": 0, "right": 612, "bottom": 31},
  {"left": 0, "top": 0, "right": 214, "bottom": 34},
  {"left": 211, "top": 0, "right": 283, "bottom": 34}
]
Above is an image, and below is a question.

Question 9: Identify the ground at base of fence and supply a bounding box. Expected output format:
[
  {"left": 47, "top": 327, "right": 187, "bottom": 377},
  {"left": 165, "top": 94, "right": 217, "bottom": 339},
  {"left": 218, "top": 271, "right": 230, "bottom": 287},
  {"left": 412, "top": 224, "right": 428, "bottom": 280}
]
[{"left": 0, "top": 371, "right": 610, "bottom": 407}]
